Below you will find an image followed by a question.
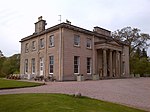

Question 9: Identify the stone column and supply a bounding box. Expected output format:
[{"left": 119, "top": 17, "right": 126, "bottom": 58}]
[
  {"left": 109, "top": 50, "right": 113, "bottom": 78},
  {"left": 120, "top": 52, "right": 123, "bottom": 77},
  {"left": 112, "top": 51, "right": 116, "bottom": 77},
  {"left": 116, "top": 51, "right": 119, "bottom": 77},
  {"left": 118, "top": 52, "right": 121, "bottom": 77},
  {"left": 103, "top": 49, "right": 107, "bottom": 77}
]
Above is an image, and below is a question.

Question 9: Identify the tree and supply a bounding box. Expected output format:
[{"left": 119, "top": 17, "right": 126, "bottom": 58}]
[
  {"left": 0, "top": 57, "right": 6, "bottom": 77},
  {"left": 9, "top": 54, "right": 20, "bottom": 74},
  {"left": 141, "top": 48, "right": 148, "bottom": 58},
  {"left": 134, "top": 58, "right": 148, "bottom": 75},
  {"left": 112, "top": 27, "right": 150, "bottom": 76},
  {"left": 112, "top": 27, "right": 150, "bottom": 57},
  {"left": 0, "top": 50, "right": 4, "bottom": 57},
  {"left": 1, "top": 54, "right": 20, "bottom": 77},
  {"left": 1, "top": 58, "right": 13, "bottom": 75},
  {"left": 134, "top": 47, "right": 142, "bottom": 59}
]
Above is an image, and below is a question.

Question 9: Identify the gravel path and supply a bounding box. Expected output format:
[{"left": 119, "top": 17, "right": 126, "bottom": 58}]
[{"left": 0, "top": 78, "right": 150, "bottom": 111}]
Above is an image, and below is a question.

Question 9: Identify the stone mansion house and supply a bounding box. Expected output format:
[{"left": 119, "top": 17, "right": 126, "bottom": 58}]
[{"left": 20, "top": 16, "right": 129, "bottom": 81}]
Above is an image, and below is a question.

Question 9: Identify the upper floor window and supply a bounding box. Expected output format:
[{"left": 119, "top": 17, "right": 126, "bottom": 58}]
[
  {"left": 74, "top": 35, "right": 80, "bottom": 46},
  {"left": 25, "top": 43, "right": 29, "bottom": 53},
  {"left": 32, "top": 41, "right": 36, "bottom": 50},
  {"left": 49, "top": 35, "right": 54, "bottom": 47},
  {"left": 40, "top": 38, "right": 44, "bottom": 48},
  {"left": 87, "top": 38, "right": 92, "bottom": 48}
]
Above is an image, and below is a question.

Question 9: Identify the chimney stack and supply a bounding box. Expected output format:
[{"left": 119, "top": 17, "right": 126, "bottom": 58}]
[{"left": 35, "top": 16, "right": 47, "bottom": 33}]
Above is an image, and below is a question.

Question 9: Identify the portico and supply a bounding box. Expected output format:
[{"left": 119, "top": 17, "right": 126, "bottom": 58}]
[{"left": 95, "top": 41, "right": 123, "bottom": 78}]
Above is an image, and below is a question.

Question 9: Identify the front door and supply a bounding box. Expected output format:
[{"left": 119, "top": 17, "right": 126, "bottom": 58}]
[{"left": 40, "top": 57, "right": 44, "bottom": 76}]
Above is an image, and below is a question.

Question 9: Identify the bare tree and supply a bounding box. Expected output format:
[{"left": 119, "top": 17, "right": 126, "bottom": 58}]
[{"left": 112, "top": 27, "right": 150, "bottom": 57}]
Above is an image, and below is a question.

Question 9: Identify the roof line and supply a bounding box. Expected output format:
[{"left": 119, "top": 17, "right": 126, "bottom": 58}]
[{"left": 20, "top": 22, "right": 112, "bottom": 42}]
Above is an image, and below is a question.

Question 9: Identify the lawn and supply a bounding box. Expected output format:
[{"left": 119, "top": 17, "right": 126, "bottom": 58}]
[
  {"left": 0, "top": 94, "right": 146, "bottom": 112},
  {"left": 0, "top": 78, "right": 44, "bottom": 89}
]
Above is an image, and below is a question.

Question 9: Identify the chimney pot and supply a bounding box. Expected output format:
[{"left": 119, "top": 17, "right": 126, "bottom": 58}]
[{"left": 38, "top": 16, "right": 43, "bottom": 21}]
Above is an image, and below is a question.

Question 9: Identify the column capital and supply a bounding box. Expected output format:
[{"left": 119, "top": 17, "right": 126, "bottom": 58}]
[
  {"left": 116, "top": 50, "right": 119, "bottom": 54},
  {"left": 103, "top": 48, "right": 107, "bottom": 77},
  {"left": 109, "top": 50, "right": 113, "bottom": 78},
  {"left": 109, "top": 49, "right": 113, "bottom": 52},
  {"left": 102, "top": 48, "right": 107, "bottom": 51}
]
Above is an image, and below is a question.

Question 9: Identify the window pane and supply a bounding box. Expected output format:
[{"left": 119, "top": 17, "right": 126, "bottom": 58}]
[
  {"left": 49, "top": 35, "right": 54, "bottom": 47},
  {"left": 87, "top": 38, "right": 91, "bottom": 48},
  {"left": 87, "top": 58, "right": 91, "bottom": 73},
  {"left": 40, "top": 57, "right": 44, "bottom": 71},
  {"left": 50, "top": 65, "right": 53, "bottom": 73},
  {"left": 25, "top": 43, "right": 29, "bottom": 52},
  {"left": 87, "top": 66, "right": 90, "bottom": 73},
  {"left": 32, "top": 41, "right": 36, "bottom": 50},
  {"left": 40, "top": 39, "right": 44, "bottom": 48},
  {"left": 32, "top": 58, "right": 35, "bottom": 73},
  {"left": 74, "top": 35, "right": 80, "bottom": 46},
  {"left": 49, "top": 56, "right": 54, "bottom": 73},
  {"left": 74, "top": 56, "right": 79, "bottom": 73},
  {"left": 25, "top": 59, "right": 28, "bottom": 73}
]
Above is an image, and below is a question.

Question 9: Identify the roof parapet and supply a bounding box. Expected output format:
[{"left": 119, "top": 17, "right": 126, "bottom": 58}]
[{"left": 94, "top": 26, "right": 111, "bottom": 37}]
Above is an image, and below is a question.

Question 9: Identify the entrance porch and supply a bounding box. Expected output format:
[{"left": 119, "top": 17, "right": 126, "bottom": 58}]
[{"left": 94, "top": 42, "right": 124, "bottom": 79}]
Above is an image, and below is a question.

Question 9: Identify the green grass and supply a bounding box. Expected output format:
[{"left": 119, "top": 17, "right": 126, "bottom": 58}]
[
  {"left": 0, "top": 78, "right": 44, "bottom": 89},
  {"left": 0, "top": 94, "right": 146, "bottom": 112}
]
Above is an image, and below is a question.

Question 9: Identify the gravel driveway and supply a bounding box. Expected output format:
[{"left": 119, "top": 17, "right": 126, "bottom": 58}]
[{"left": 0, "top": 77, "right": 150, "bottom": 111}]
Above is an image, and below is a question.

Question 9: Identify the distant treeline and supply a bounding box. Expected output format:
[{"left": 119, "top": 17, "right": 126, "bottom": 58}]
[{"left": 0, "top": 54, "right": 20, "bottom": 77}]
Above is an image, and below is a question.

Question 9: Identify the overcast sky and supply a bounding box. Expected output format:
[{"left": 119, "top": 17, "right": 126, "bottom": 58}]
[{"left": 0, "top": 0, "right": 150, "bottom": 57}]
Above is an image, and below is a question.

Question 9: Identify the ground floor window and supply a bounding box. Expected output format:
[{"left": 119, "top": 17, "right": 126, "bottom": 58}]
[
  {"left": 40, "top": 57, "right": 44, "bottom": 76},
  {"left": 74, "top": 56, "right": 80, "bottom": 74},
  {"left": 24, "top": 59, "right": 28, "bottom": 74},
  {"left": 49, "top": 56, "right": 54, "bottom": 74},
  {"left": 31, "top": 58, "right": 35, "bottom": 74},
  {"left": 87, "top": 57, "right": 91, "bottom": 74}
]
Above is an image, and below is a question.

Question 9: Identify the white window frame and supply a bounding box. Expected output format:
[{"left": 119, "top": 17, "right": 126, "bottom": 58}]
[
  {"left": 74, "top": 56, "right": 80, "bottom": 74},
  {"left": 31, "top": 58, "right": 35, "bottom": 74},
  {"left": 49, "top": 35, "right": 54, "bottom": 47},
  {"left": 40, "top": 57, "right": 44, "bottom": 76},
  {"left": 87, "top": 38, "right": 92, "bottom": 49},
  {"left": 40, "top": 38, "right": 44, "bottom": 48},
  {"left": 24, "top": 59, "right": 28, "bottom": 74},
  {"left": 25, "top": 43, "right": 29, "bottom": 53},
  {"left": 74, "top": 35, "right": 80, "bottom": 46},
  {"left": 49, "top": 56, "right": 54, "bottom": 74},
  {"left": 87, "top": 57, "right": 91, "bottom": 74},
  {"left": 32, "top": 41, "right": 36, "bottom": 50}
]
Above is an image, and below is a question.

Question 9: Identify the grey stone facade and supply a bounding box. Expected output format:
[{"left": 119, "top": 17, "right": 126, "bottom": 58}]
[{"left": 20, "top": 17, "right": 129, "bottom": 81}]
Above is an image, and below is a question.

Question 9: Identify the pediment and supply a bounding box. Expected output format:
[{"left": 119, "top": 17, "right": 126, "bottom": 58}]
[
  {"left": 107, "top": 40, "right": 122, "bottom": 46},
  {"left": 95, "top": 39, "right": 122, "bottom": 47}
]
